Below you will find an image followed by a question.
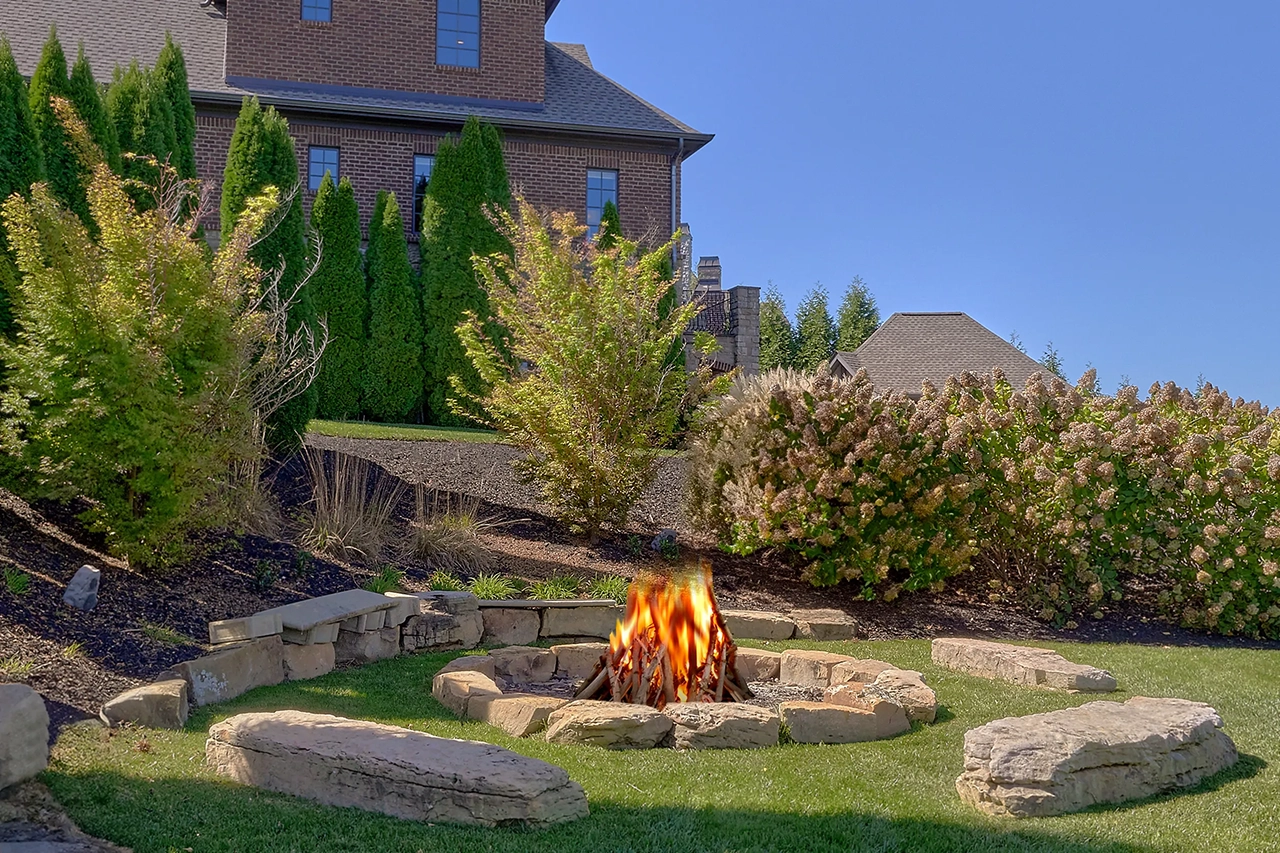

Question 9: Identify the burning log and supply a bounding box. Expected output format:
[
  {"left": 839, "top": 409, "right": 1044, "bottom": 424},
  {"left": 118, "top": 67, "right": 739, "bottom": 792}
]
[{"left": 575, "top": 560, "right": 753, "bottom": 709}]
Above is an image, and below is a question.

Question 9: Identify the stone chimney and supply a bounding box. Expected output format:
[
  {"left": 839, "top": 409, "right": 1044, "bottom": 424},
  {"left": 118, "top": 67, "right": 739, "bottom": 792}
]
[{"left": 696, "top": 257, "right": 722, "bottom": 293}]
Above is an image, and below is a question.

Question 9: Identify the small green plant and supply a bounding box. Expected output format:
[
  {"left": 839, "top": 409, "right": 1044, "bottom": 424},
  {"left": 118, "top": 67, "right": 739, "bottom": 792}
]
[
  {"left": 62, "top": 641, "right": 86, "bottom": 659},
  {"left": 586, "top": 574, "right": 630, "bottom": 604},
  {"left": 527, "top": 576, "right": 580, "bottom": 600},
  {"left": 293, "top": 551, "right": 313, "bottom": 579},
  {"left": 427, "top": 569, "right": 465, "bottom": 591},
  {"left": 4, "top": 567, "right": 31, "bottom": 595},
  {"left": 658, "top": 538, "right": 680, "bottom": 562},
  {"left": 467, "top": 573, "right": 517, "bottom": 601},
  {"left": 362, "top": 566, "right": 405, "bottom": 594},
  {"left": 140, "top": 622, "right": 191, "bottom": 646},
  {"left": 251, "top": 559, "right": 279, "bottom": 591},
  {"left": 409, "top": 486, "right": 505, "bottom": 573},
  {"left": 0, "top": 657, "right": 33, "bottom": 677}
]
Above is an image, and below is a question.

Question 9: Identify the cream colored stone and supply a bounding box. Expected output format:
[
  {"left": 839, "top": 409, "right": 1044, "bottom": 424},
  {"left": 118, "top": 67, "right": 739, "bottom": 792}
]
[
  {"left": 432, "top": 671, "right": 503, "bottom": 717},
  {"left": 438, "top": 655, "right": 497, "bottom": 680},
  {"left": 208, "top": 611, "right": 282, "bottom": 645},
  {"left": 872, "top": 669, "right": 937, "bottom": 724},
  {"left": 334, "top": 627, "right": 399, "bottom": 664},
  {"left": 544, "top": 700, "right": 673, "bottom": 749},
  {"left": 481, "top": 608, "right": 541, "bottom": 646},
  {"left": 734, "top": 648, "right": 783, "bottom": 682},
  {"left": 402, "top": 609, "right": 483, "bottom": 653},
  {"left": 489, "top": 646, "right": 557, "bottom": 683},
  {"left": 789, "top": 608, "right": 860, "bottom": 640},
  {"left": 781, "top": 700, "right": 910, "bottom": 744},
  {"left": 540, "top": 605, "right": 624, "bottom": 640},
  {"left": 779, "top": 649, "right": 855, "bottom": 688},
  {"left": 101, "top": 679, "right": 188, "bottom": 729},
  {"left": 282, "top": 642, "right": 335, "bottom": 681},
  {"left": 382, "top": 592, "right": 423, "bottom": 626},
  {"left": 469, "top": 694, "right": 567, "bottom": 737},
  {"left": 932, "top": 638, "right": 1117, "bottom": 692},
  {"left": 0, "top": 684, "right": 49, "bottom": 791},
  {"left": 171, "top": 635, "right": 285, "bottom": 706},
  {"left": 206, "top": 711, "right": 588, "bottom": 827},
  {"left": 551, "top": 643, "right": 607, "bottom": 680},
  {"left": 722, "top": 610, "right": 796, "bottom": 640},
  {"left": 829, "top": 658, "right": 895, "bottom": 685},
  {"left": 956, "top": 697, "right": 1238, "bottom": 817},
  {"left": 663, "top": 702, "right": 780, "bottom": 749}
]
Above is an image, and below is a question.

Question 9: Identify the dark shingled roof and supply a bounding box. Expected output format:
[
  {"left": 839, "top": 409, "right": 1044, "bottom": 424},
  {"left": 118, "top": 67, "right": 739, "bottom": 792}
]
[
  {"left": 3, "top": 1, "right": 709, "bottom": 147},
  {"left": 830, "top": 312, "right": 1047, "bottom": 395}
]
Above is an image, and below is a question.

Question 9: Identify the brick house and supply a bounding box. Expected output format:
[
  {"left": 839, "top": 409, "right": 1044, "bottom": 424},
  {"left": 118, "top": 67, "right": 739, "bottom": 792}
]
[{"left": 4, "top": 0, "right": 759, "bottom": 373}]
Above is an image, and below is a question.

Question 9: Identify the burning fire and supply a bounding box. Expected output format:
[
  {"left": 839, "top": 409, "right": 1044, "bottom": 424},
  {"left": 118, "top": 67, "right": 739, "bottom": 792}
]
[{"left": 576, "top": 561, "right": 752, "bottom": 709}]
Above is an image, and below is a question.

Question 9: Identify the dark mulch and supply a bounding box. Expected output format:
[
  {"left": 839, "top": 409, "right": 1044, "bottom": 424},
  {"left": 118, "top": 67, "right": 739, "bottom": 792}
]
[{"left": 3, "top": 436, "right": 1277, "bottom": 736}]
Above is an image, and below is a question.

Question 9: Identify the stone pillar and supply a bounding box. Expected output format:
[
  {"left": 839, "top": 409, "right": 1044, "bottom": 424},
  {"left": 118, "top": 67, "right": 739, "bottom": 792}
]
[{"left": 728, "top": 286, "right": 760, "bottom": 376}]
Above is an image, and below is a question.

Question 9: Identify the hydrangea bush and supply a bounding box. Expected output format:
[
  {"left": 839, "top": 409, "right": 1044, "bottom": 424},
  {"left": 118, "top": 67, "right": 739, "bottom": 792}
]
[{"left": 691, "top": 366, "right": 1280, "bottom": 638}]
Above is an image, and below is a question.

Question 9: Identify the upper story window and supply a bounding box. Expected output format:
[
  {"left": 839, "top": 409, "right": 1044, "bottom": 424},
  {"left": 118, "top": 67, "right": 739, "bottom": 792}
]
[
  {"left": 437, "top": 0, "right": 480, "bottom": 68},
  {"left": 308, "top": 146, "right": 340, "bottom": 192},
  {"left": 301, "top": 0, "right": 332, "bottom": 22},
  {"left": 586, "top": 169, "right": 618, "bottom": 239},
  {"left": 413, "top": 154, "right": 436, "bottom": 234}
]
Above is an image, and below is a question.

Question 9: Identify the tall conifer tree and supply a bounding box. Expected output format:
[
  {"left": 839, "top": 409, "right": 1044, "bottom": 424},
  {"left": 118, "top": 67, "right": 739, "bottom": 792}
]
[
  {"left": 365, "top": 193, "right": 424, "bottom": 422},
  {"left": 595, "top": 200, "right": 622, "bottom": 249},
  {"left": 106, "top": 62, "right": 177, "bottom": 207},
  {"left": 758, "top": 285, "right": 796, "bottom": 371},
  {"left": 154, "top": 34, "right": 197, "bottom": 181},
  {"left": 0, "top": 38, "right": 45, "bottom": 343},
  {"left": 67, "top": 46, "right": 120, "bottom": 173},
  {"left": 310, "top": 173, "right": 366, "bottom": 420},
  {"left": 793, "top": 285, "right": 837, "bottom": 372},
  {"left": 29, "top": 29, "right": 88, "bottom": 224},
  {"left": 835, "top": 276, "right": 880, "bottom": 353},
  {"left": 420, "top": 116, "right": 511, "bottom": 425},
  {"left": 220, "top": 97, "right": 317, "bottom": 450}
]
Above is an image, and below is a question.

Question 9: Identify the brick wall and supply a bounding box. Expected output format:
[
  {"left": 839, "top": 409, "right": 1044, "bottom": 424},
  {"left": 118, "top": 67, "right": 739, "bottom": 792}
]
[
  {"left": 195, "top": 112, "right": 680, "bottom": 247},
  {"left": 225, "top": 0, "right": 545, "bottom": 103}
]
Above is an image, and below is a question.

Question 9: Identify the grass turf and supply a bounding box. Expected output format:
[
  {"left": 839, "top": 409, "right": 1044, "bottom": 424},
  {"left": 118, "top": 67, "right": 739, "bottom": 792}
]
[
  {"left": 308, "top": 419, "right": 504, "bottom": 443},
  {"left": 45, "top": 639, "right": 1279, "bottom": 853}
]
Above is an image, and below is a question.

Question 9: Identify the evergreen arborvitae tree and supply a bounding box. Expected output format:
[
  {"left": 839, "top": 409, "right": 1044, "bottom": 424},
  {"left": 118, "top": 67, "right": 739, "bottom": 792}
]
[
  {"left": 758, "top": 284, "right": 796, "bottom": 371},
  {"left": 835, "top": 275, "right": 880, "bottom": 352},
  {"left": 310, "top": 173, "right": 366, "bottom": 420},
  {"left": 67, "top": 45, "right": 120, "bottom": 173},
  {"left": 220, "top": 97, "right": 317, "bottom": 451},
  {"left": 420, "top": 115, "right": 511, "bottom": 425},
  {"left": 595, "top": 199, "right": 622, "bottom": 249},
  {"left": 29, "top": 28, "right": 88, "bottom": 224},
  {"left": 364, "top": 189, "right": 388, "bottom": 282},
  {"left": 154, "top": 33, "right": 197, "bottom": 181},
  {"left": 365, "top": 193, "right": 424, "bottom": 422},
  {"left": 106, "top": 62, "right": 177, "bottom": 207},
  {"left": 0, "top": 38, "right": 45, "bottom": 342},
  {"left": 793, "top": 285, "right": 837, "bottom": 372}
]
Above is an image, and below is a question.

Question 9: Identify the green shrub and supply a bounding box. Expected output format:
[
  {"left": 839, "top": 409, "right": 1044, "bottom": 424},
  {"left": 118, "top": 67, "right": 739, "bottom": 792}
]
[
  {"left": 0, "top": 38, "right": 45, "bottom": 347},
  {"left": 310, "top": 174, "right": 366, "bottom": 420},
  {"left": 106, "top": 62, "right": 177, "bottom": 209},
  {"left": 426, "top": 569, "right": 465, "bottom": 591},
  {"left": 467, "top": 572, "right": 516, "bottom": 601},
  {"left": 153, "top": 35, "right": 196, "bottom": 182},
  {"left": 527, "top": 576, "right": 580, "bottom": 600},
  {"left": 363, "top": 566, "right": 405, "bottom": 594},
  {"left": 585, "top": 574, "right": 630, "bottom": 604},
  {"left": 67, "top": 46, "right": 119, "bottom": 174},
  {"left": 4, "top": 567, "right": 30, "bottom": 595},
  {"left": 408, "top": 486, "right": 496, "bottom": 573},
  {"left": 363, "top": 191, "right": 423, "bottom": 422}
]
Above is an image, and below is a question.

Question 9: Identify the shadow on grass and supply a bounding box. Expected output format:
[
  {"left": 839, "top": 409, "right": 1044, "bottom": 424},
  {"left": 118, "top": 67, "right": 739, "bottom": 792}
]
[{"left": 44, "top": 772, "right": 1163, "bottom": 853}]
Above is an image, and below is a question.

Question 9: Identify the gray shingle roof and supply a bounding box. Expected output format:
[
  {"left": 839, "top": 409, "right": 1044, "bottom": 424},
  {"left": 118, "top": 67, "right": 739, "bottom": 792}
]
[
  {"left": 830, "top": 312, "right": 1047, "bottom": 395},
  {"left": 2, "top": 1, "right": 709, "bottom": 146}
]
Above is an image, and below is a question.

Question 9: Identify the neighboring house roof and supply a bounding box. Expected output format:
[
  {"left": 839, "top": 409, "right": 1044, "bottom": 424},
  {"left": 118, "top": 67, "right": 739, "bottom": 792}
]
[
  {"left": 3, "top": 1, "right": 710, "bottom": 149},
  {"left": 830, "top": 312, "right": 1046, "bottom": 395}
]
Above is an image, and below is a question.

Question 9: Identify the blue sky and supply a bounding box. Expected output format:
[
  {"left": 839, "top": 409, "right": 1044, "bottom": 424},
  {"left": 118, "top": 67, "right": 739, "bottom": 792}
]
[{"left": 547, "top": 2, "right": 1280, "bottom": 403}]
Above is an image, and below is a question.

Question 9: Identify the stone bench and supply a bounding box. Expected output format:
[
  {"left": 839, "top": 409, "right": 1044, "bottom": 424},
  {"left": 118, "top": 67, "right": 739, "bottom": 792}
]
[
  {"left": 932, "top": 638, "right": 1117, "bottom": 692},
  {"left": 206, "top": 711, "right": 589, "bottom": 827},
  {"left": 258, "top": 589, "right": 401, "bottom": 645},
  {"left": 956, "top": 697, "right": 1238, "bottom": 817}
]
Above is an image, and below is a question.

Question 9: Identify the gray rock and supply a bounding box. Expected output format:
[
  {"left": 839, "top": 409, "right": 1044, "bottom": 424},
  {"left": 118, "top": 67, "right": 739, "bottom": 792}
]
[
  {"left": 722, "top": 609, "right": 796, "bottom": 641},
  {"left": 0, "top": 684, "right": 49, "bottom": 791},
  {"left": 545, "top": 700, "right": 673, "bottom": 749},
  {"left": 540, "top": 604, "right": 624, "bottom": 640},
  {"left": 281, "top": 642, "right": 336, "bottom": 681},
  {"left": 481, "top": 608, "right": 541, "bottom": 646},
  {"left": 779, "top": 649, "right": 855, "bottom": 688},
  {"left": 956, "top": 697, "right": 1238, "bottom": 817},
  {"left": 432, "top": 671, "right": 504, "bottom": 717},
  {"left": 550, "top": 642, "right": 608, "bottom": 680},
  {"left": 401, "top": 600, "right": 483, "bottom": 653},
  {"left": 734, "top": 648, "right": 783, "bottom": 682},
  {"left": 489, "top": 646, "right": 557, "bottom": 683},
  {"left": 781, "top": 699, "right": 910, "bottom": 744},
  {"left": 414, "top": 591, "right": 481, "bottom": 615},
  {"left": 829, "top": 658, "right": 896, "bottom": 685},
  {"left": 932, "top": 638, "right": 1117, "bottom": 692},
  {"left": 437, "top": 655, "right": 497, "bottom": 680},
  {"left": 663, "top": 702, "right": 780, "bottom": 749},
  {"left": 789, "top": 608, "right": 861, "bottom": 640},
  {"left": 469, "top": 694, "right": 567, "bottom": 737},
  {"left": 871, "top": 669, "right": 937, "bottom": 724},
  {"left": 61, "top": 566, "right": 100, "bottom": 612},
  {"left": 650, "top": 529, "right": 678, "bottom": 551},
  {"left": 334, "top": 627, "right": 400, "bottom": 664},
  {"left": 100, "top": 680, "right": 188, "bottom": 730},
  {"left": 170, "top": 635, "right": 285, "bottom": 706},
  {"left": 208, "top": 611, "right": 282, "bottom": 645},
  {"left": 206, "top": 711, "right": 589, "bottom": 827}
]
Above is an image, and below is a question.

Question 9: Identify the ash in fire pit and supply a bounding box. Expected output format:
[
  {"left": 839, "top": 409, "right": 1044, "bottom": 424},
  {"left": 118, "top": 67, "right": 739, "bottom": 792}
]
[{"left": 575, "top": 562, "right": 752, "bottom": 709}]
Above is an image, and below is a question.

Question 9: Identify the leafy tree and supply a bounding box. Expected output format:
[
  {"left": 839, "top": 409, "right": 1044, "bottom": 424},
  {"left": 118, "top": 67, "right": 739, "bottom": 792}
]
[
  {"left": 106, "top": 62, "right": 177, "bottom": 207},
  {"left": 154, "top": 34, "right": 197, "bottom": 181},
  {"left": 835, "top": 275, "right": 880, "bottom": 352},
  {"left": 421, "top": 115, "right": 511, "bottom": 426},
  {"left": 364, "top": 192, "right": 424, "bottom": 422},
  {"left": 67, "top": 46, "right": 120, "bottom": 174},
  {"left": 759, "top": 284, "right": 796, "bottom": 371},
  {"left": 1042, "top": 341, "right": 1066, "bottom": 380},
  {"left": 595, "top": 199, "right": 622, "bottom": 249},
  {"left": 0, "top": 101, "right": 318, "bottom": 568},
  {"left": 457, "top": 201, "right": 710, "bottom": 540},
  {"left": 310, "top": 173, "right": 365, "bottom": 420},
  {"left": 221, "top": 97, "right": 318, "bottom": 451},
  {"left": 793, "top": 285, "right": 837, "bottom": 372},
  {"left": 29, "top": 29, "right": 88, "bottom": 224},
  {"left": 0, "top": 38, "right": 44, "bottom": 343}
]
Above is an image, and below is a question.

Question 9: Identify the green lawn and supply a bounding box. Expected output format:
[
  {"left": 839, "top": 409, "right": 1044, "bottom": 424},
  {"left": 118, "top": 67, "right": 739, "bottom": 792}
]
[
  {"left": 46, "top": 640, "right": 1279, "bottom": 853},
  {"left": 308, "top": 419, "right": 505, "bottom": 443}
]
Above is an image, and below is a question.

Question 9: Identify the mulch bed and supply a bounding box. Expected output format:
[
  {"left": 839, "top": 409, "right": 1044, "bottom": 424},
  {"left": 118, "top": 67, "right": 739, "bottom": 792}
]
[{"left": 3, "top": 436, "right": 1277, "bottom": 736}]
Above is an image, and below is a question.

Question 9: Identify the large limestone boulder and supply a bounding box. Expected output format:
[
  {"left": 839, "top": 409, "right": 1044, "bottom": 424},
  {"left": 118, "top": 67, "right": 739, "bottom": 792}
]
[
  {"left": 781, "top": 700, "right": 910, "bottom": 744},
  {"left": 489, "top": 646, "right": 557, "bottom": 684},
  {"left": 722, "top": 610, "right": 796, "bottom": 641},
  {"left": 551, "top": 643, "right": 607, "bottom": 681},
  {"left": 932, "top": 638, "right": 1117, "bottom": 692},
  {"left": 789, "top": 608, "right": 860, "bottom": 640},
  {"left": 545, "top": 701, "right": 673, "bottom": 749},
  {"left": 282, "top": 642, "right": 335, "bottom": 681},
  {"left": 469, "top": 694, "right": 567, "bottom": 738},
  {"left": 481, "top": 608, "right": 541, "bottom": 646},
  {"left": 540, "top": 605, "right": 624, "bottom": 640},
  {"left": 100, "top": 679, "right": 188, "bottom": 730},
  {"left": 0, "top": 684, "right": 50, "bottom": 791},
  {"left": 335, "top": 627, "right": 400, "bottom": 665},
  {"left": 432, "top": 671, "right": 503, "bottom": 717},
  {"left": 830, "top": 659, "right": 895, "bottom": 685},
  {"left": 438, "top": 655, "right": 497, "bottom": 681},
  {"left": 663, "top": 703, "right": 780, "bottom": 749},
  {"left": 957, "top": 697, "right": 1238, "bottom": 817},
  {"left": 735, "top": 648, "right": 783, "bottom": 682},
  {"left": 402, "top": 606, "right": 483, "bottom": 653},
  {"left": 207, "top": 711, "right": 588, "bottom": 827},
  {"left": 171, "top": 636, "right": 285, "bottom": 706},
  {"left": 779, "top": 649, "right": 854, "bottom": 689},
  {"left": 869, "top": 669, "right": 937, "bottom": 724}
]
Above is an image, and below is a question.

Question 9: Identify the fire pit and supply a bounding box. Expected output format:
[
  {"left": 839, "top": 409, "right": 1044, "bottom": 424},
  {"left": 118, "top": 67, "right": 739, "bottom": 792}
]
[{"left": 574, "top": 562, "right": 752, "bottom": 709}]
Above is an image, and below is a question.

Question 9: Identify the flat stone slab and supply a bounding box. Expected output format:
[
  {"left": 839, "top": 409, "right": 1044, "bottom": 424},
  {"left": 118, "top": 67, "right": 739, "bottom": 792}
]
[
  {"left": 482, "top": 608, "right": 541, "bottom": 646},
  {"left": 779, "top": 649, "right": 855, "bottom": 688},
  {"left": 789, "top": 608, "right": 860, "bottom": 640},
  {"left": 100, "top": 679, "right": 188, "bottom": 730},
  {"left": 663, "top": 703, "right": 780, "bottom": 749},
  {"left": 489, "top": 646, "right": 557, "bottom": 684},
  {"left": 781, "top": 700, "right": 910, "bottom": 744},
  {"left": 545, "top": 701, "right": 674, "bottom": 749},
  {"left": 722, "top": 610, "right": 796, "bottom": 641},
  {"left": 735, "top": 648, "right": 782, "bottom": 682},
  {"left": 540, "top": 605, "right": 624, "bottom": 640},
  {"left": 415, "top": 591, "right": 481, "bottom": 614},
  {"left": 381, "top": 592, "right": 422, "bottom": 626},
  {"left": 1, "top": 685, "right": 49, "bottom": 791},
  {"left": 208, "top": 611, "right": 282, "bottom": 645},
  {"left": 469, "top": 694, "right": 567, "bottom": 738},
  {"left": 957, "top": 697, "right": 1238, "bottom": 817},
  {"left": 551, "top": 643, "right": 607, "bottom": 680},
  {"left": 476, "top": 599, "right": 618, "bottom": 608},
  {"left": 932, "top": 638, "right": 1118, "bottom": 692},
  {"left": 438, "top": 655, "right": 498, "bottom": 681},
  {"left": 257, "top": 590, "right": 397, "bottom": 634},
  {"left": 171, "top": 636, "right": 284, "bottom": 706},
  {"left": 206, "top": 711, "right": 588, "bottom": 827}
]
